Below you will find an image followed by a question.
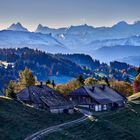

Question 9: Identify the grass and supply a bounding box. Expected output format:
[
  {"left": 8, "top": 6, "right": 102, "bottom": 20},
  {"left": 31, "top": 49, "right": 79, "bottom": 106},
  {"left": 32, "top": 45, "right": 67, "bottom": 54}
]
[
  {"left": 0, "top": 96, "right": 82, "bottom": 140},
  {"left": 44, "top": 100, "right": 140, "bottom": 140}
]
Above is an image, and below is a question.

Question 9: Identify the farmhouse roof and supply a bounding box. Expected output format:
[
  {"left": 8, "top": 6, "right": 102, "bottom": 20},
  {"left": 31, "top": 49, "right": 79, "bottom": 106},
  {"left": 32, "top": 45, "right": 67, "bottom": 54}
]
[
  {"left": 69, "top": 85, "right": 127, "bottom": 104},
  {"left": 17, "top": 85, "right": 73, "bottom": 109}
]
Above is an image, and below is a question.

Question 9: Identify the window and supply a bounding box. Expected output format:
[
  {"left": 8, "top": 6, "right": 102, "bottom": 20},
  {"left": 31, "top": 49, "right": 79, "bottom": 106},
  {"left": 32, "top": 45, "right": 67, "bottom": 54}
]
[
  {"left": 103, "top": 105, "right": 107, "bottom": 110},
  {"left": 95, "top": 105, "right": 98, "bottom": 111},
  {"left": 99, "top": 105, "right": 102, "bottom": 111}
]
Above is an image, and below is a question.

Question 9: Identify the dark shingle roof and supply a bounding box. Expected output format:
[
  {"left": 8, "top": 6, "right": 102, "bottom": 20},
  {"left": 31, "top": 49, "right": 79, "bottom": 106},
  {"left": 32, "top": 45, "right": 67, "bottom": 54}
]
[
  {"left": 69, "top": 86, "right": 89, "bottom": 96},
  {"left": 17, "top": 85, "right": 73, "bottom": 109},
  {"left": 69, "top": 85, "right": 126, "bottom": 104}
]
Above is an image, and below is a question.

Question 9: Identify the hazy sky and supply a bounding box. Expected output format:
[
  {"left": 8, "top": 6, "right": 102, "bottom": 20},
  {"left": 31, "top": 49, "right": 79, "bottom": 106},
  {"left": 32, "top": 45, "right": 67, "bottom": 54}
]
[{"left": 0, "top": 0, "right": 140, "bottom": 31}]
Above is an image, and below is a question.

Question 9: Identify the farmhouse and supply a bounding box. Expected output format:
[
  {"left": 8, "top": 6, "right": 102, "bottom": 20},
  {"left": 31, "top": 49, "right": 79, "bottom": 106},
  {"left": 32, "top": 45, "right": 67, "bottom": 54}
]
[
  {"left": 17, "top": 85, "right": 74, "bottom": 114},
  {"left": 68, "top": 84, "right": 127, "bottom": 111}
]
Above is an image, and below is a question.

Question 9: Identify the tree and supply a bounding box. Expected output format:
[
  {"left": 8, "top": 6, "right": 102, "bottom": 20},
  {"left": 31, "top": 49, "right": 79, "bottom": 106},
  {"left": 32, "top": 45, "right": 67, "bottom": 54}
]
[
  {"left": 46, "top": 79, "right": 51, "bottom": 85},
  {"left": 125, "top": 76, "right": 131, "bottom": 83},
  {"left": 6, "top": 80, "right": 17, "bottom": 99},
  {"left": 104, "top": 77, "right": 110, "bottom": 87},
  {"left": 133, "top": 73, "right": 140, "bottom": 93},
  {"left": 19, "top": 68, "right": 36, "bottom": 90},
  {"left": 84, "top": 77, "right": 97, "bottom": 86},
  {"left": 137, "top": 66, "right": 140, "bottom": 75},
  {"left": 56, "top": 79, "right": 81, "bottom": 96},
  {"left": 77, "top": 75, "right": 85, "bottom": 85},
  {"left": 111, "top": 81, "right": 133, "bottom": 97},
  {"left": 52, "top": 80, "right": 56, "bottom": 88}
]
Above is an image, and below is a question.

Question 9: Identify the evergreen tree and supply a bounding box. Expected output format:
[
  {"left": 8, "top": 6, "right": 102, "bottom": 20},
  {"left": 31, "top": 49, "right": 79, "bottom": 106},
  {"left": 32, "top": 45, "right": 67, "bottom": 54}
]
[
  {"left": 46, "top": 79, "right": 51, "bottom": 85},
  {"left": 137, "top": 66, "right": 140, "bottom": 75},
  {"left": 6, "top": 80, "right": 17, "bottom": 99},
  {"left": 104, "top": 77, "right": 110, "bottom": 87},
  {"left": 52, "top": 80, "right": 56, "bottom": 88},
  {"left": 125, "top": 76, "right": 131, "bottom": 83},
  {"left": 77, "top": 75, "right": 85, "bottom": 85}
]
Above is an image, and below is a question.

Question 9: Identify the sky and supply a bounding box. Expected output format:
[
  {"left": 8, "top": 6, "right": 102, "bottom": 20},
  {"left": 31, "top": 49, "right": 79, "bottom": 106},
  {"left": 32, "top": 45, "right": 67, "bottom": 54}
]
[{"left": 0, "top": 0, "right": 140, "bottom": 31}]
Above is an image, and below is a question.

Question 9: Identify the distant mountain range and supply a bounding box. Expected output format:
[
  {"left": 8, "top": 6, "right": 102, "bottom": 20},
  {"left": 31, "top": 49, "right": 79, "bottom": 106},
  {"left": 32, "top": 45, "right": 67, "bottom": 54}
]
[
  {"left": 119, "top": 55, "right": 140, "bottom": 66},
  {"left": 35, "top": 21, "right": 140, "bottom": 49},
  {"left": 7, "top": 22, "right": 28, "bottom": 32},
  {"left": 91, "top": 45, "right": 140, "bottom": 63},
  {"left": 0, "top": 30, "right": 68, "bottom": 53},
  {"left": 1, "top": 21, "right": 140, "bottom": 65}
]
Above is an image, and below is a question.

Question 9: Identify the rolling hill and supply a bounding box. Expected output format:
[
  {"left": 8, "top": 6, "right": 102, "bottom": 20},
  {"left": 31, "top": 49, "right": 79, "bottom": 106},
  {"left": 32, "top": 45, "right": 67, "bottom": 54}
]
[
  {"left": 91, "top": 45, "right": 140, "bottom": 62},
  {"left": 0, "top": 96, "right": 81, "bottom": 140},
  {"left": 45, "top": 98, "right": 140, "bottom": 140}
]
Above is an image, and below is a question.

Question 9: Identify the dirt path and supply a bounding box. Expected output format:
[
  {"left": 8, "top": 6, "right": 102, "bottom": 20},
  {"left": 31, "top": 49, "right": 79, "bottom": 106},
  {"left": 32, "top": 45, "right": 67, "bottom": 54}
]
[
  {"left": 25, "top": 108, "right": 94, "bottom": 140},
  {"left": 24, "top": 116, "right": 88, "bottom": 140}
]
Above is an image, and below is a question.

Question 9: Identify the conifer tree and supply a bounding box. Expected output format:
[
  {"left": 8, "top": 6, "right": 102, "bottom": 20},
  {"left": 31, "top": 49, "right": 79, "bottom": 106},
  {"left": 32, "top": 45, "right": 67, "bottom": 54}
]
[{"left": 6, "top": 80, "right": 17, "bottom": 99}]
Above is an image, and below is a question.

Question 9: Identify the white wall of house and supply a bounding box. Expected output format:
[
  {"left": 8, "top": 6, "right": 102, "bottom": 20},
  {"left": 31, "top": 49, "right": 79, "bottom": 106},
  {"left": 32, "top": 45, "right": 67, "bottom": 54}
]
[
  {"left": 50, "top": 108, "right": 74, "bottom": 114},
  {"left": 95, "top": 104, "right": 107, "bottom": 111},
  {"left": 78, "top": 105, "right": 90, "bottom": 108},
  {"left": 68, "top": 109, "right": 74, "bottom": 114},
  {"left": 50, "top": 108, "right": 64, "bottom": 113}
]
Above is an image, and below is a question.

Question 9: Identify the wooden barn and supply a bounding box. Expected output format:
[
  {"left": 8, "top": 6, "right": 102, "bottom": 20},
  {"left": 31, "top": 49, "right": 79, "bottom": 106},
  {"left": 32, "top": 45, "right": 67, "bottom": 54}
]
[
  {"left": 68, "top": 85, "right": 127, "bottom": 111},
  {"left": 17, "top": 85, "right": 74, "bottom": 114}
]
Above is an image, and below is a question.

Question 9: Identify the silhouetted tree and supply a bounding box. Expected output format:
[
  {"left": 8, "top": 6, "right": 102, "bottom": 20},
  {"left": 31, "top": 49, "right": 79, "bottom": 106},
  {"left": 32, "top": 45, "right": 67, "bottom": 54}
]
[
  {"left": 52, "top": 80, "right": 56, "bottom": 88},
  {"left": 46, "top": 79, "right": 51, "bottom": 85},
  {"left": 137, "top": 66, "right": 140, "bottom": 75},
  {"left": 77, "top": 75, "right": 85, "bottom": 85},
  {"left": 104, "top": 77, "right": 110, "bottom": 87},
  {"left": 125, "top": 76, "right": 131, "bottom": 83}
]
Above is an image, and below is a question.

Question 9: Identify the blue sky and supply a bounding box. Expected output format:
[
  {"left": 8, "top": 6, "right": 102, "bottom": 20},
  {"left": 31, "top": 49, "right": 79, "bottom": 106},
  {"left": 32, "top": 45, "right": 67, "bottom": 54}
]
[{"left": 0, "top": 0, "right": 140, "bottom": 31}]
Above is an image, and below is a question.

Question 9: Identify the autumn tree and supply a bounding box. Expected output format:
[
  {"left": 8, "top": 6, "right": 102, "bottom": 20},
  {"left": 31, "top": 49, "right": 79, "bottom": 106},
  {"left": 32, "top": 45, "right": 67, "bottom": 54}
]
[
  {"left": 133, "top": 73, "right": 140, "bottom": 93},
  {"left": 84, "top": 77, "right": 97, "bottom": 86},
  {"left": 19, "top": 68, "right": 36, "bottom": 90},
  {"left": 6, "top": 80, "right": 17, "bottom": 99},
  {"left": 111, "top": 81, "right": 133, "bottom": 97},
  {"left": 56, "top": 79, "right": 81, "bottom": 95}
]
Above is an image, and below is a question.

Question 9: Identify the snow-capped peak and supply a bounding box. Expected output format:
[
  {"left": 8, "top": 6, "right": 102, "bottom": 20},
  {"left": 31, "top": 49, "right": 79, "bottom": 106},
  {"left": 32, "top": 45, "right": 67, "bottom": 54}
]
[{"left": 7, "top": 22, "right": 28, "bottom": 32}]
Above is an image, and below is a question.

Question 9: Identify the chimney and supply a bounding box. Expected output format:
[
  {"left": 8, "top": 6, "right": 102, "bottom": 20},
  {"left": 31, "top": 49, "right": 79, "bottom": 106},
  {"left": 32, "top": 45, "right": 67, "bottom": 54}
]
[
  {"left": 91, "top": 86, "right": 95, "bottom": 92},
  {"left": 40, "top": 81, "right": 43, "bottom": 87}
]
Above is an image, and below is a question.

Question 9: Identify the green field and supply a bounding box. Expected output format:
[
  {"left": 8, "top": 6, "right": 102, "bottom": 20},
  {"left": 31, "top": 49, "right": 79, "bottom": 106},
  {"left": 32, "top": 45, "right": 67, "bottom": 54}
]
[
  {"left": 45, "top": 99, "right": 140, "bottom": 140},
  {"left": 0, "top": 97, "right": 81, "bottom": 140}
]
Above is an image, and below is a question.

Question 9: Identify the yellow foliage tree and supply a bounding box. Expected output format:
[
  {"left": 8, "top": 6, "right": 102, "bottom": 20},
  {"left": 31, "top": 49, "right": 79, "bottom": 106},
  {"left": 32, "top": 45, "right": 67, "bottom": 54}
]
[
  {"left": 111, "top": 81, "right": 133, "bottom": 97},
  {"left": 18, "top": 68, "right": 36, "bottom": 90},
  {"left": 84, "top": 77, "right": 98, "bottom": 86}
]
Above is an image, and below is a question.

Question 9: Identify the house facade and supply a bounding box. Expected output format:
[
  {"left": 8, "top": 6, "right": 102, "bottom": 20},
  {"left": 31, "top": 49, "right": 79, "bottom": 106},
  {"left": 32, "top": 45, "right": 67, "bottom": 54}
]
[
  {"left": 17, "top": 85, "right": 74, "bottom": 114},
  {"left": 68, "top": 85, "right": 127, "bottom": 111}
]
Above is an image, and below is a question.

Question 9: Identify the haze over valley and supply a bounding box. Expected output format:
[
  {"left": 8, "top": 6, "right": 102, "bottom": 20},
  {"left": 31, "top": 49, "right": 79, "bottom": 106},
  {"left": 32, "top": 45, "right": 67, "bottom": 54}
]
[{"left": 0, "top": 21, "right": 140, "bottom": 65}]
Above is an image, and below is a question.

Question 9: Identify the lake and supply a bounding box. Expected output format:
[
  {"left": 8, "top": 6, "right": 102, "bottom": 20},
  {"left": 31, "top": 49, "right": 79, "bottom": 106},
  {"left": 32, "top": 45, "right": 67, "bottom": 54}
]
[{"left": 47, "top": 76, "right": 75, "bottom": 84}]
